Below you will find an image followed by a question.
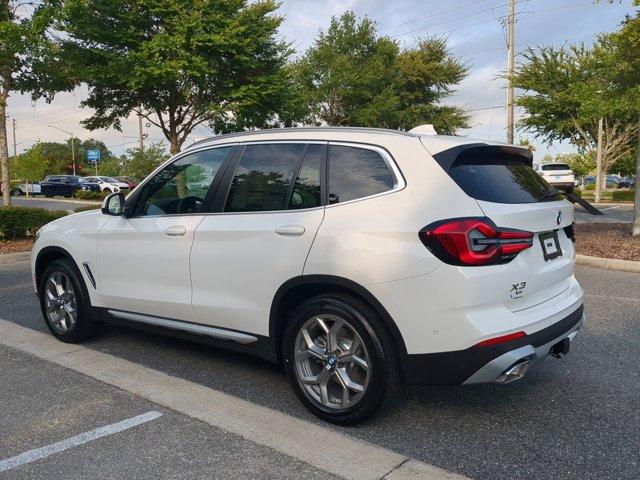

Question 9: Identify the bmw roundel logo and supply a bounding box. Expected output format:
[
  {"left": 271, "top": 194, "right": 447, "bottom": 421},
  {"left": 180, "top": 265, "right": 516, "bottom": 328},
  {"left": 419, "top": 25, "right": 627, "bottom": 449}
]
[{"left": 556, "top": 211, "right": 562, "bottom": 226}]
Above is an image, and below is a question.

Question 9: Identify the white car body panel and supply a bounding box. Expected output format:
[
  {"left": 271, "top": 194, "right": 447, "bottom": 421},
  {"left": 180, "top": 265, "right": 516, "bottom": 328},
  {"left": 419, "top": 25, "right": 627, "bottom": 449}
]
[
  {"left": 96, "top": 215, "right": 205, "bottom": 321},
  {"left": 31, "top": 210, "right": 109, "bottom": 301},
  {"left": 190, "top": 209, "right": 324, "bottom": 335}
]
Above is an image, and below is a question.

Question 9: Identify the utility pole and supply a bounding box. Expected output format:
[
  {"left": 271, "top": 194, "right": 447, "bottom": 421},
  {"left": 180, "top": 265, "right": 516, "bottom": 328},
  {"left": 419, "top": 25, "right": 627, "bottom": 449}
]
[
  {"left": 595, "top": 117, "right": 604, "bottom": 204},
  {"left": 138, "top": 110, "right": 144, "bottom": 152},
  {"left": 506, "top": 0, "right": 515, "bottom": 145}
]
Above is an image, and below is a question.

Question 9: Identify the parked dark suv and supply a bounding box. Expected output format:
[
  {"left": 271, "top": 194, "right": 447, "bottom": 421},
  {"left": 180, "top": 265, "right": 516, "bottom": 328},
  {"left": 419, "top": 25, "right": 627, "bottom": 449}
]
[{"left": 40, "top": 176, "right": 101, "bottom": 198}]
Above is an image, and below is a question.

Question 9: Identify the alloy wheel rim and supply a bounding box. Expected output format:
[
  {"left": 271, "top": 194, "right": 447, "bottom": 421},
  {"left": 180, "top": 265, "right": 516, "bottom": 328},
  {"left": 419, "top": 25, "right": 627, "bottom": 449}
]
[
  {"left": 44, "top": 271, "right": 78, "bottom": 334},
  {"left": 294, "top": 314, "right": 370, "bottom": 410}
]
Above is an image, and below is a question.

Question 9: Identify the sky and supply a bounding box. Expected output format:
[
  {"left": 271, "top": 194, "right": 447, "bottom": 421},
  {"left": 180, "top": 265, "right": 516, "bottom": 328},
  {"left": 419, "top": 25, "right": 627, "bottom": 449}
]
[{"left": 6, "top": 0, "right": 638, "bottom": 162}]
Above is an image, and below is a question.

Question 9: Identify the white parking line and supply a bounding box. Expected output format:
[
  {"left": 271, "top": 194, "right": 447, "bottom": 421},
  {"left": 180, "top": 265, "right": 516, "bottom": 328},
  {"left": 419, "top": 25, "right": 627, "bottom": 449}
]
[
  {"left": 0, "top": 411, "right": 162, "bottom": 473},
  {"left": 0, "top": 320, "right": 470, "bottom": 480}
]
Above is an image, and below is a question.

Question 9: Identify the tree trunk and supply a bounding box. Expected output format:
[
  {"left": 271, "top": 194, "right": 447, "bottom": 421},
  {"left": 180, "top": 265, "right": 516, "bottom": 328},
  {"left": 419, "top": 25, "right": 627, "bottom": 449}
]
[
  {"left": 633, "top": 115, "right": 640, "bottom": 236},
  {"left": 0, "top": 94, "right": 10, "bottom": 206}
]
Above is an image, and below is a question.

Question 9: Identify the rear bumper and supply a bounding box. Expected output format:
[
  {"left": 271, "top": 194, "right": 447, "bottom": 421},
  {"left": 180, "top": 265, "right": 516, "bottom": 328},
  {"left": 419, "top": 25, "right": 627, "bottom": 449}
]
[{"left": 401, "top": 303, "right": 584, "bottom": 385}]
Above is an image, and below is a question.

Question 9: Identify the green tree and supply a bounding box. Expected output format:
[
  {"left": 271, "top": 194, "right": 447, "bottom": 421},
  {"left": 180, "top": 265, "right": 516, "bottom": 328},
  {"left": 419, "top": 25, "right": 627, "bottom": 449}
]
[
  {"left": 600, "top": 5, "right": 640, "bottom": 233},
  {"left": 292, "top": 12, "right": 468, "bottom": 132},
  {"left": 557, "top": 152, "right": 595, "bottom": 177},
  {"left": 12, "top": 140, "right": 83, "bottom": 181},
  {"left": 513, "top": 43, "right": 637, "bottom": 196},
  {"left": 57, "top": 0, "right": 294, "bottom": 155},
  {"left": 121, "top": 143, "right": 169, "bottom": 181},
  {"left": 78, "top": 139, "right": 118, "bottom": 176},
  {"left": 1, "top": 0, "right": 70, "bottom": 205}
]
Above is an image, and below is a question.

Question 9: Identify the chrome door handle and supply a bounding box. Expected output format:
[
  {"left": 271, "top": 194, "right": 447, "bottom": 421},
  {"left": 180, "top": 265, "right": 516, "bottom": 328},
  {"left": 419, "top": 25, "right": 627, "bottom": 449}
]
[
  {"left": 164, "top": 225, "right": 187, "bottom": 237},
  {"left": 274, "top": 225, "right": 305, "bottom": 237}
]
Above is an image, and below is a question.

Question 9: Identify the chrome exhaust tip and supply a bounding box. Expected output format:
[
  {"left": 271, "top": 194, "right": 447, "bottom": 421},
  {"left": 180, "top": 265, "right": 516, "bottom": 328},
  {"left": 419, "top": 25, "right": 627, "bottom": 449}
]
[{"left": 494, "top": 360, "right": 530, "bottom": 384}]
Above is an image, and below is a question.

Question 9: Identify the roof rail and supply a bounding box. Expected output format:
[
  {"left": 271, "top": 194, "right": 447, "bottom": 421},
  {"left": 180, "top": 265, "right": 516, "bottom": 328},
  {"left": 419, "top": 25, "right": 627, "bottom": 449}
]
[{"left": 184, "top": 126, "right": 418, "bottom": 150}]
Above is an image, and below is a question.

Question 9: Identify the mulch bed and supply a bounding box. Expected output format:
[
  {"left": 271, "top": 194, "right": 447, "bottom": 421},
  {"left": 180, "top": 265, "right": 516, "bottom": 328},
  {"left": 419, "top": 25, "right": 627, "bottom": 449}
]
[
  {"left": 0, "top": 239, "right": 34, "bottom": 255},
  {"left": 575, "top": 223, "right": 640, "bottom": 262}
]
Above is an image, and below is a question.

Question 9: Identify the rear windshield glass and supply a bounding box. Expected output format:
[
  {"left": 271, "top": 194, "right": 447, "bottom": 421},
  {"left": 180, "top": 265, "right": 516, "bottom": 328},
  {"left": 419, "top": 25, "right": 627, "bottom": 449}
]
[
  {"left": 541, "top": 164, "right": 570, "bottom": 171},
  {"left": 438, "top": 147, "right": 561, "bottom": 204}
]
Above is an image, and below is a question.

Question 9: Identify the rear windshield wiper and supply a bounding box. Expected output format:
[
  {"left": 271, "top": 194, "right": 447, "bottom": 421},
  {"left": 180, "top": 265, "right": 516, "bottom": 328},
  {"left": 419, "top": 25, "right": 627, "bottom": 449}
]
[{"left": 539, "top": 188, "right": 562, "bottom": 201}]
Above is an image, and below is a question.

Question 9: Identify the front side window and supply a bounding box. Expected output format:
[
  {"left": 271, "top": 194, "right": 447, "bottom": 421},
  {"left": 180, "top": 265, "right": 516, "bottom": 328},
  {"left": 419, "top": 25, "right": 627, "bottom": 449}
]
[
  {"left": 133, "top": 147, "right": 232, "bottom": 216},
  {"left": 225, "top": 143, "right": 305, "bottom": 212},
  {"left": 328, "top": 145, "right": 395, "bottom": 204}
]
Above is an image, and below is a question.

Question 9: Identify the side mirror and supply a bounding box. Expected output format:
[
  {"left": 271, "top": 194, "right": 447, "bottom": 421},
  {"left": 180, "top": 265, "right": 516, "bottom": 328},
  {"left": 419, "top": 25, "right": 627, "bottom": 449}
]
[{"left": 102, "top": 192, "right": 126, "bottom": 216}]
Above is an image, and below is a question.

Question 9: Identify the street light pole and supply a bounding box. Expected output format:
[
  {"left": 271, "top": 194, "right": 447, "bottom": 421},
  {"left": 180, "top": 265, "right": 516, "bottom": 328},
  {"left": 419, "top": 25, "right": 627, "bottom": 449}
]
[{"left": 48, "top": 125, "right": 76, "bottom": 175}]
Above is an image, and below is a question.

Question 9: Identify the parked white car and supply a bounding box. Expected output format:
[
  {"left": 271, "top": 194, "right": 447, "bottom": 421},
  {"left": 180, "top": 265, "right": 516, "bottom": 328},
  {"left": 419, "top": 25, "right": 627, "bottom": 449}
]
[
  {"left": 11, "top": 182, "right": 41, "bottom": 196},
  {"left": 533, "top": 163, "right": 575, "bottom": 193},
  {"left": 31, "top": 127, "right": 585, "bottom": 424},
  {"left": 83, "top": 176, "right": 130, "bottom": 193}
]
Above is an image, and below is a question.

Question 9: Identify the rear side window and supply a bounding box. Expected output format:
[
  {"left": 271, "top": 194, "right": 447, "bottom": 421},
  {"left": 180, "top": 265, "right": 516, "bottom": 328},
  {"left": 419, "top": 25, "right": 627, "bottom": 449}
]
[
  {"left": 225, "top": 144, "right": 305, "bottom": 212},
  {"left": 287, "top": 144, "right": 323, "bottom": 210},
  {"left": 439, "top": 147, "right": 561, "bottom": 204},
  {"left": 541, "top": 164, "right": 571, "bottom": 171},
  {"left": 328, "top": 145, "right": 395, "bottom": 204}
]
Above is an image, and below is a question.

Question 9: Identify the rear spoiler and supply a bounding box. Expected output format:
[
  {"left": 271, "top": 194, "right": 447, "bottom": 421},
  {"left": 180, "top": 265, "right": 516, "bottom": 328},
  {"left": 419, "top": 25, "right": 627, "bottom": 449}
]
[{"left": 431, "top": 143, "right": 534, "bottom": 171}]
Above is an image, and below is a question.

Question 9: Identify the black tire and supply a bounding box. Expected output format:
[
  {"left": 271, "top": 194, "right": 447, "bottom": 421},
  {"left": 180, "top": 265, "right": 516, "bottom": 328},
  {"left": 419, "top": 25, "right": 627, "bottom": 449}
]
[
  {"left": 566, "top": 186, "right": 574, "bottom": 194},
  {"left": 283, "top": 293, "right": 401, "bottom": 425},
  {"left": 38, "top": 258, "right": 100, "bottom": 343}
]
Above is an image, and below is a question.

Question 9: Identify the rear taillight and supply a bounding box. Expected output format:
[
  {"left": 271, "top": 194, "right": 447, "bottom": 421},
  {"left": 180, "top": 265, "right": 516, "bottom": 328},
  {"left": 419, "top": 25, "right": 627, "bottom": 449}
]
[
  {"left": 563, "top": 223, "right": 576, "bottom": 243},
  {"left": 420, "top": 217, "right": 534, "bottom": 266}
]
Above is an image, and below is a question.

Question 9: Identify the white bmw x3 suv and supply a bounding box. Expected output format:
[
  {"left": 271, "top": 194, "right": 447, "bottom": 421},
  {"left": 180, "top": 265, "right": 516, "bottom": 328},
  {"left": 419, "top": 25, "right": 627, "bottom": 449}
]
[{"left": 31, "top": 127, "right": 585, "bottom": 424}]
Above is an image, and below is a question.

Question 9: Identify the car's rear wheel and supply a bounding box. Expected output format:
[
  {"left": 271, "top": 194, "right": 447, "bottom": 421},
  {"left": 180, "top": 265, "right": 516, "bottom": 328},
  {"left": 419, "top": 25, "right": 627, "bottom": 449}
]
[
  {"left": 283, "top": 294, "right": 401, "bottom": 425},
  {"left": 38, "top": 258, "right": 100, "bottom": 343}
]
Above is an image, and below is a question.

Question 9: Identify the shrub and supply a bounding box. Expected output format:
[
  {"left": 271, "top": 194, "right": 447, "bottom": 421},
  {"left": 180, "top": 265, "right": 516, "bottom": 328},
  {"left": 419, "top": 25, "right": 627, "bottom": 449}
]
[
  {"left": 74, "top": 205, "right": 100, "bottom": 213},
  {"left": 0, "top": 207, "right": 68, "bottom": 240},
  {"left": 74, "top": 190, "right": 109, "bottom": 200},
  {"left": 572, "top": 189, "right": 582, "bottom": 197},
  {"left": 611, "top": 190, "right": 635, "bottom": 202},
  {"left": 584, "top": 183, "right": 596, "bottom": 191}
]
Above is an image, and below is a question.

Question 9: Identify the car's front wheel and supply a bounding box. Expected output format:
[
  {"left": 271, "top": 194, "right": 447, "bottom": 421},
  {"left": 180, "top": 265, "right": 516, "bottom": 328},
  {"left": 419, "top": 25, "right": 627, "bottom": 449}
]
[
  {"left": 38, "top": 258, "right": 100, "bottom": 343},
  {"left": 283, "top": 294, "right": 401, "bottom": 425}
]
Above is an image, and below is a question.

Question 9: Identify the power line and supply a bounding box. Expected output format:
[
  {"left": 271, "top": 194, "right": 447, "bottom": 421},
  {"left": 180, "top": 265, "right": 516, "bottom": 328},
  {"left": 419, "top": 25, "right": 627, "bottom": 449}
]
[
  {"left": 390, "top": 2, "right": 511, "bottom": 38},
  {"left": 379, "top": 0, "right": 487, "bottom": 31},
  {"left": 393, "top": 2, "right": 596, "bottom": 40}
]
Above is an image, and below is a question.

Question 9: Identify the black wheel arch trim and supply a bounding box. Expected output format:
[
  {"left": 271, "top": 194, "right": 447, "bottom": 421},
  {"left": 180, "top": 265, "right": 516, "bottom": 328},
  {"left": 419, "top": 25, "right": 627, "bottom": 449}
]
[
  {"left": 35, "top": 246, "right": 83, "bottom": 293},
  {"left": 269, "top": 275, "right": 409, "bottom": 361}
]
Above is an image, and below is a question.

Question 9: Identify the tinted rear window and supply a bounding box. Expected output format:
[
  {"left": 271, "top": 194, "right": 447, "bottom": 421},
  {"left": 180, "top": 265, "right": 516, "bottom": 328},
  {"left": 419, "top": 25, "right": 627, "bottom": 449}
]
[
  {"left": 541, "top": 164, "right": 570, "bottom": 171},
  {"left": 328, "top": 146, "right": 395, "bottom": 204},
  {"left": 438, "top": 147, "right": 561, "bottom": 204}
]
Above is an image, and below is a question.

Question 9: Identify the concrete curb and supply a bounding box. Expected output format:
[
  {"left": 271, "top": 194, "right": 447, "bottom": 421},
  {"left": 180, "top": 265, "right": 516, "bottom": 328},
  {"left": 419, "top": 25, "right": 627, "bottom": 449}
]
[
  {"left": 576, "top": 254, "right": 640, "bottom": 273},
  {"left": 0, "top": 251, "right": 30, "bottom": 265},
  {"left": 12, "top": 197, "right": 102, "bottom": 205}
]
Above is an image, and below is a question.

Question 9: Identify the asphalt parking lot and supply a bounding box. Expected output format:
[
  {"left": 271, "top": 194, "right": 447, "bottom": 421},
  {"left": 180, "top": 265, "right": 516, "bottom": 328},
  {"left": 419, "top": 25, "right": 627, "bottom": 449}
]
[
  {"left": 9, "top": 197, "right": 98, "bottom": 212},
  {"left": 1, "top": 257, "right": 639, "bottom": 479},
  {"left": 574, "top": 202, "right": 634, "bottom": 223}
]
